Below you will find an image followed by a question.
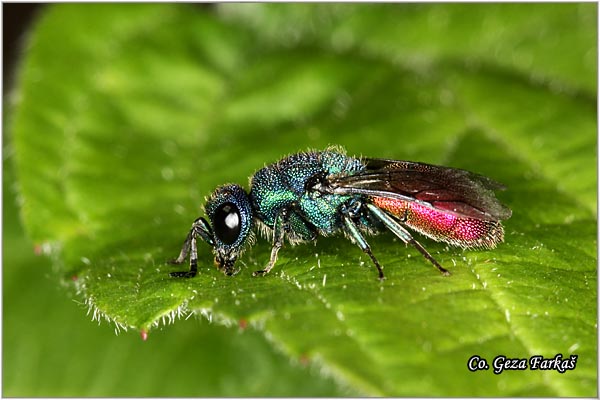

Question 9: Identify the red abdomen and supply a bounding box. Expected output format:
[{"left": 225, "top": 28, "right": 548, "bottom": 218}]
[{"left": 372, "top": 197, "right": 504, "bottom": 249}]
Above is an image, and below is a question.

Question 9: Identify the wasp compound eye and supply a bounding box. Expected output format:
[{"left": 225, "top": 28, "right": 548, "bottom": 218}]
[{"left": 213, "top": 202, "right": 241, "bottom": 245}]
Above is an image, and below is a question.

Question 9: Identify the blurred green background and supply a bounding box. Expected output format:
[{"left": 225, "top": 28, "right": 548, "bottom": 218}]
[{"left": 4, "top": 3, "right": 597, "bottom": 397}]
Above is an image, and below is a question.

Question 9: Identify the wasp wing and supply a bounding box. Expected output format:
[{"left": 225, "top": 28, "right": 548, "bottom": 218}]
[{"left": 328, "top": 158, "right": 512, "bottom": 221}]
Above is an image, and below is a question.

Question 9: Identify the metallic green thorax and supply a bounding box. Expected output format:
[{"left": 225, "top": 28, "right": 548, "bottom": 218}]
[{"left": 249, "top": 149, "right": 365, "bottom": 241}]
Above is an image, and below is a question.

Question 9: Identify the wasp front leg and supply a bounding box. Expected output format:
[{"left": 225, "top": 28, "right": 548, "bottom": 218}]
[{"left": 169, "top": 217, "right": 214, "bottom": 278}]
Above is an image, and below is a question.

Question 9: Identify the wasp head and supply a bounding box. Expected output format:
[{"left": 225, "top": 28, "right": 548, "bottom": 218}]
[{"left": 205, "top": 184, "right": 253, "bottom": 275}]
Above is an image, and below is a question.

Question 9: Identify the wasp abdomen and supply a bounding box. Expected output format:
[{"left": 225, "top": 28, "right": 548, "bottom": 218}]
[{"left": 372, "top": 197, "right": 504, "bottom": 249}]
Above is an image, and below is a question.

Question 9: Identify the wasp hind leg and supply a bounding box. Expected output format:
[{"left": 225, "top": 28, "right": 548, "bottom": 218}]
[{"left": 365, "top": 203, "right": 450, "bottom": 276}]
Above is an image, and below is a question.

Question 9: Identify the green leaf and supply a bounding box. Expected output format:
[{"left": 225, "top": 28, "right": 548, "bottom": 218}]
[{"left": 9, "top": 3, "right": 596, "bottom": 396}]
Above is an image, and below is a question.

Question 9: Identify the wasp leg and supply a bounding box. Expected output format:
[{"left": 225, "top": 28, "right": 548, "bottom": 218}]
[
  {"left": 170, "top": 217, "right": 214, "bottom": 278},
  {"left": 253, "top": 204, "right": 317, "bottom": 277},
  {"left": 340, "top": 200, "right": 385, "bottom": 280},
  {"left": 169, "top": 234, "right": 199, "bottom": 278},
  {"left": 253, "top": 207, "right": 292, "bottom": 277},
  {"left": 366, "top": 203, "right": 450, "bottom": 276},
  {"left": 170, "top": 229, "right": 193, "bottom": 265},
  {"left": 343, "top": 215, "right": 385, "bottom": 280}
]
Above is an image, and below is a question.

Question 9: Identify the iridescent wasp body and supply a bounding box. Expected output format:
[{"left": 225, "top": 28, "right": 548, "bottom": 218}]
[{"left": 170, "top": 147, "right": 511, "bottom": 280}]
